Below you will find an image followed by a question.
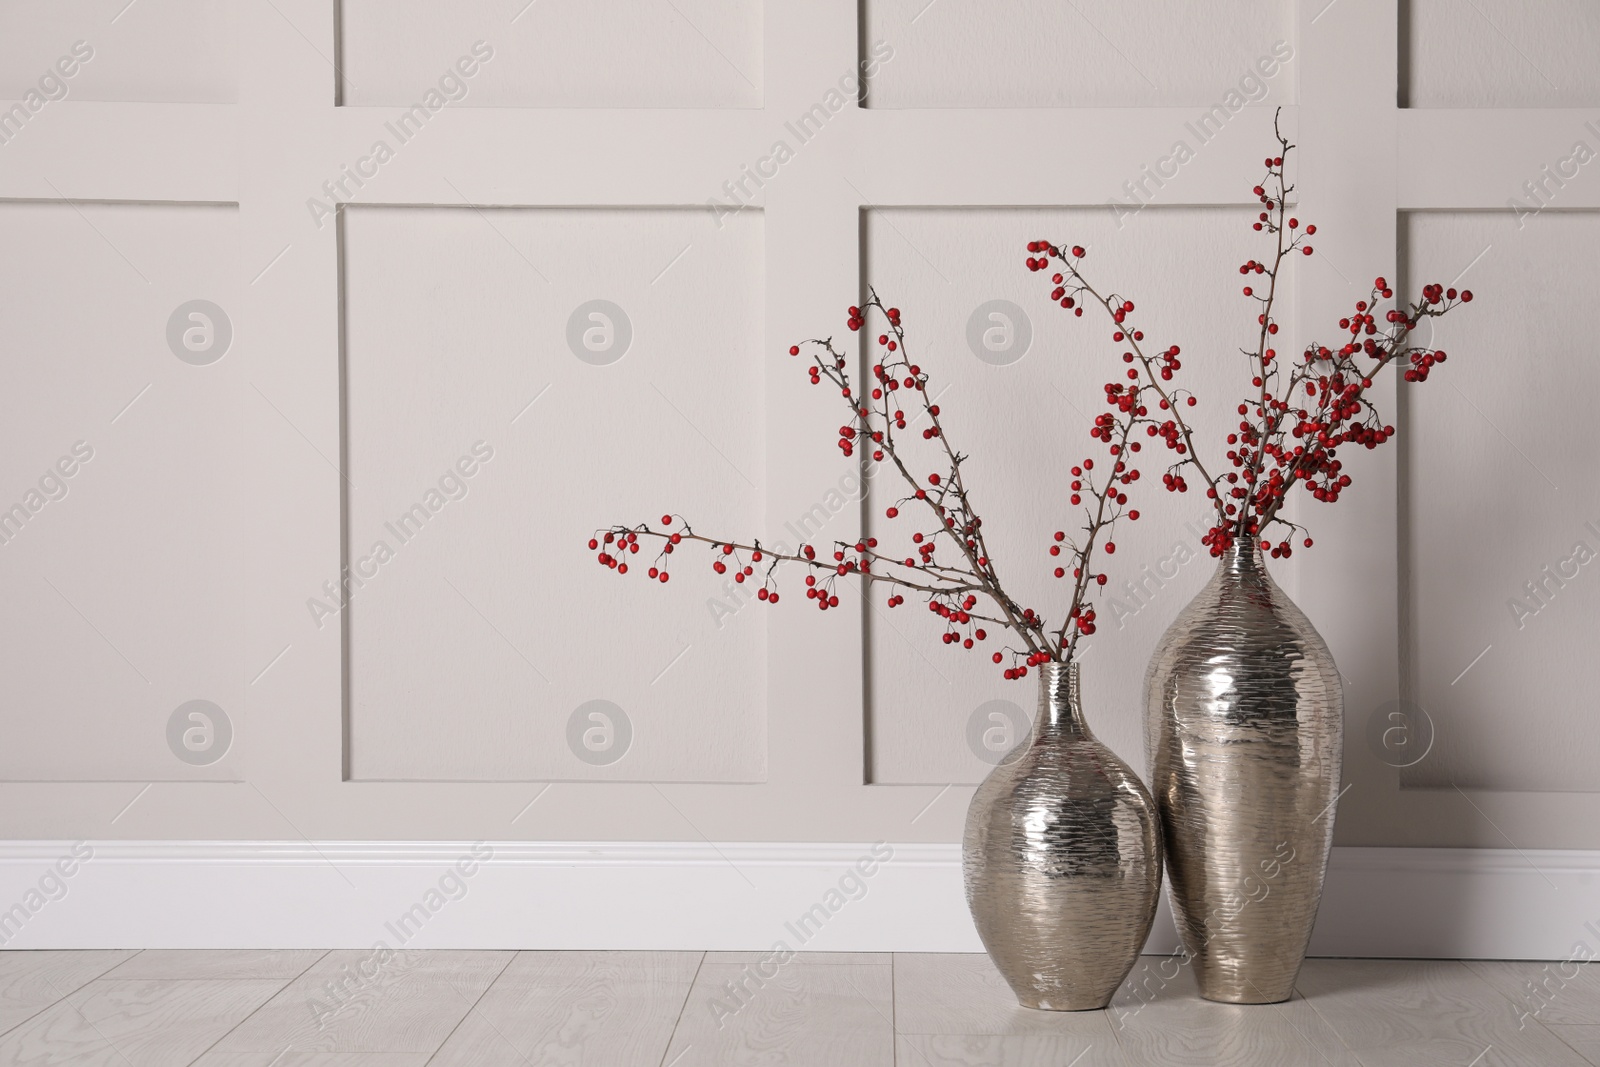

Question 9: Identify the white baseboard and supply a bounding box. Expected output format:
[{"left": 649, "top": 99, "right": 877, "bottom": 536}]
[{"left": 1, "top": 841, "right": 1594, "bottom": 959}]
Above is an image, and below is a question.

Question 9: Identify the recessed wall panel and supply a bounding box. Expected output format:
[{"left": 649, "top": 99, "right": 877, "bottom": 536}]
[
  {"left": 865, "top": 207, "right": 1296, "bottom": 784},
  {"left": 1402, "top": 210, "right": 1600, "bottom": 792},
  {"left": 342, "top": 205, "right": 766, "bottom": 781},
  {"left": 338, "top": 0, "right": 762, "bottom": 108},
  {"left": 863, "top": 0, "right": 1293, "bottom": 108},
  {"left": 0, "top": 1, "right": 236, "bottom": 104},
  {"left": 1404, "top": 0, "right": 1600, "bottom": 108},
  {"left": 0, "top": 201, "right": 244, "bottom": 781}
]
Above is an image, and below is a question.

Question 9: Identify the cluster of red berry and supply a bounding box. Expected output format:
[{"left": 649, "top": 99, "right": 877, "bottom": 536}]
[
  {"left": 590, "top": 293, "right": 1091, "bottom": 679},
  {"left": 1020, "top": 242, "right": 1176, "bottom": 658},
  {"left": 589, "top": 522, "right": 672, "bottom": 581},
  {"left": 593, "top": 123, "right": 1477, "bottom": 677},
  {"left": 1028, "top": 131, "right": 1474, "bottom": 563}
]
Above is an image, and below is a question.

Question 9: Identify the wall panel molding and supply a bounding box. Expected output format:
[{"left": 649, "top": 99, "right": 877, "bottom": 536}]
[{"left": 0, "top": 0, "right": 1596, "bottom": 869}]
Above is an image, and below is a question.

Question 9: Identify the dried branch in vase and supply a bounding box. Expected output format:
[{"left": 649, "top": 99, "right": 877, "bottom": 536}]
[
  {"left": 1028, "top": 111, "right": 1476, "bottom": 559},
  {"left": 593, "top": 119, "right": 1480, "bottom": 679},
  {"left": 590, "top": 293, "right": 1154, "bottom": 680}
]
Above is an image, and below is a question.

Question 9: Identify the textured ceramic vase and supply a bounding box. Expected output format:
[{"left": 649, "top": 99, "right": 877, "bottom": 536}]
[
  {"left": 963, "top": 660, "right": 1162, "bottom": 1010},
  {"left": 1144, "top": 539, "right": 1343, "bottom": 1004}
]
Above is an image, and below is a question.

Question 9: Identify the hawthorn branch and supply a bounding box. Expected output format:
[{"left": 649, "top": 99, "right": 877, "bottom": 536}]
[
  {"left": 1033, "top": 249, "right": 1225, "bottom": 519},
  {"left": 1055, "top": 408, "right": 1138, "bottom": 660}
]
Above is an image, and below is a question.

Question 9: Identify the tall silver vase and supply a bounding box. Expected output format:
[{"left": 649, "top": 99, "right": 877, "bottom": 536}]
[
  {"left": 963, "top": 661, "right": 1162, "bottom": 1010},
  {"left": 1144, "top": 539, "right": 1343, "bottom": 1004}
]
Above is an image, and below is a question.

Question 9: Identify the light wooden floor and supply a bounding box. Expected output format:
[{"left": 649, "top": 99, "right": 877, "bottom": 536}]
[{"left": 0, "top": 950, "right": 1596, "bottom": 1065}]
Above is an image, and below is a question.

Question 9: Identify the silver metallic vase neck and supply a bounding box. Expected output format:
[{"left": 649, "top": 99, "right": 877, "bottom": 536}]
[
  {"left": 1220, "top": 537, "right": 1270, "bottom": 580},
  {"left": 1037, "top": 660, "right": 1089, "bottom": 734}
]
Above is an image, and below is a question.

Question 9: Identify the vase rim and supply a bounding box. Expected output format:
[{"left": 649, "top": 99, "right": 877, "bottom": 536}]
[{"left": 1037, "top": 658, "right": 1080, "bottom": 681}]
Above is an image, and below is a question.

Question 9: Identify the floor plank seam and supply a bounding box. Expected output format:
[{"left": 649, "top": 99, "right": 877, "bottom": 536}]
[
  {"left": 0, "top": 950, "right": 142, "bottom": 1046},
  {"left": 889, "top": 952, "right": 897, "bottom": 1067},
  {"left": 180, "top": 948, "right": 330, "bottom": 1067},
  {"left": 1102, "top": 974, "right": 1132, "bottom": 1066},
  {"left": 658, "top": 950, "right": 707, "bottom": 1067},
  {"left": 3, "top": 952, "right": 1597, "bottom": 1065},
  {"left": 1298, "top": 984, "right": 1368, "bottom": 1067},
  {"left": 1268, "top": 994, "right": 1339, "bottom": 1066},
  {"left": 1457, "top": 957, "right": 1569, "bottom": 1049},
  {"left": 833, "top": 962, "right": 897, "bottom": 1065},
  {"left": 422, "top": 948, "right": 521, "bottom": 1066}
]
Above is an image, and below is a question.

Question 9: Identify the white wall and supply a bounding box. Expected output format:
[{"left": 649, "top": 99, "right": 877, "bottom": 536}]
[{"left": 1, "top": 0, "right": 1598, "bottom": 951}]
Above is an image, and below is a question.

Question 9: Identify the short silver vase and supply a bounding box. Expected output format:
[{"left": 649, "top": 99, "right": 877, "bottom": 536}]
[
  {"left": 963, "top": 660, "right": 1162, "bottom": 1010},
  {"left": 1144, "top": 538, "right": 1343, "bottom": 1004}
]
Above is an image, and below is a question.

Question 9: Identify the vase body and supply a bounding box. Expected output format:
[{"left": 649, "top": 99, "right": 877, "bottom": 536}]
[
  {"left": 963, "top": 661, "right": 1162, "bottom": 1010},
  {"left": 1144, "top": 540, "right": 1343, "bottom": 1004}
]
